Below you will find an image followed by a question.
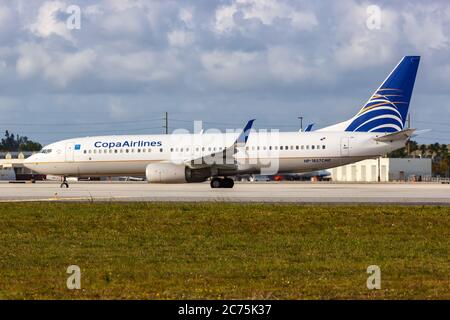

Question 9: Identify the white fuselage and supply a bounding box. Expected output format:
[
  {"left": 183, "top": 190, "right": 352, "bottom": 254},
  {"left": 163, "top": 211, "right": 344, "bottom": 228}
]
[{"left": 24, "top": 131, "right": 405, "bottom": 178}]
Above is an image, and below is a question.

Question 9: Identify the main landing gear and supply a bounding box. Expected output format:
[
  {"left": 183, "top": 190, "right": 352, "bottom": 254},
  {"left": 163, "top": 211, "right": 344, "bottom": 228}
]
[
  {"left": 210, "top": 177, "right": 234, "bottom": 188},
  {"left": 60, "top": 177, "right": 69, "bottom": 188}
]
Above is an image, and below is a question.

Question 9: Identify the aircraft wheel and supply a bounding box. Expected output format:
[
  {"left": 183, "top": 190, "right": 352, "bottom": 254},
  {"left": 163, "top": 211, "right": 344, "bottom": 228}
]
[
  {"left": 210, "top": 178, "right": 222, "bottom": 188},
  {"left": 60, "top": 182, "right": 69, "bottom": 188},
  {"left": 223, "top": 178, "right": 234, "bottom": 188}
]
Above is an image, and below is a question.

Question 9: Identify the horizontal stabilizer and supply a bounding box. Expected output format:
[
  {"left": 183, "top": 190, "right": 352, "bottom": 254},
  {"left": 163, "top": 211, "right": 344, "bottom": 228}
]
[
  {"left": 374, "top": 128, "right": 415, "bottom": 142},
  {"left": 411, "top": 129, "right": 431, "bottom": 137}
]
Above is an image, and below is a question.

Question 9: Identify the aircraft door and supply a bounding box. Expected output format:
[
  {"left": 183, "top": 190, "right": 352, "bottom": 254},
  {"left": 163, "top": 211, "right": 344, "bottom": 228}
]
[
  {"left": 340, "top": 137, "right": 350, "bottom": 157},
  {"left": 65, "top": 143, "right": 75, "bottom": 162}
]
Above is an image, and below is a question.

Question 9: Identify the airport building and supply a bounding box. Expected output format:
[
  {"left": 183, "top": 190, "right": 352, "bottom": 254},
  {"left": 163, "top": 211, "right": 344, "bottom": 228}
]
[
  {"left": 0, "top": 152, "right": 37, "bottom": 180},
  {"left": 330, "top": 157, "right": 432, "bottom": 182}
]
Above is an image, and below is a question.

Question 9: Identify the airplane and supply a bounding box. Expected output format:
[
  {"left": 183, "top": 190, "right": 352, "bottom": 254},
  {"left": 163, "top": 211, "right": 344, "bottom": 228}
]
[{"left": 24, "top": 56, "right": 421, "bottom": 189}]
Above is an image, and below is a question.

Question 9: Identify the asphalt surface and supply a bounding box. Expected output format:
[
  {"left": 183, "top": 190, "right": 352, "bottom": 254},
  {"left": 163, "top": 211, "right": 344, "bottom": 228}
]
[{"left": 0, "top": 181, "right": 449, "bottom": 204}]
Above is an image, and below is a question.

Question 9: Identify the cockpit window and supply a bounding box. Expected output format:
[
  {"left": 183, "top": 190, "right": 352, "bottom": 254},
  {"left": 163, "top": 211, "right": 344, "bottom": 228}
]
[{"left": 40, "top": 149, "right": 52, "bottom": 154}]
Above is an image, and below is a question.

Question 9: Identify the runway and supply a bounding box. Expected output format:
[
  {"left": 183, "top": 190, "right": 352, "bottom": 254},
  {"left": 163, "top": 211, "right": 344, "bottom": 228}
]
[{"left": 0, "top": 181, "right": 449, "bottom": 204}]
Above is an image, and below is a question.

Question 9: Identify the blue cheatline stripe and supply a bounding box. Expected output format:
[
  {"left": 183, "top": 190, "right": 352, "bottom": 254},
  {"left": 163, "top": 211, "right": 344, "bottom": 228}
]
[
  {"left": 354, "top": 117, "right": 403, "bottom": 132},
  {"left": 346, "top": 108, "right": 403, "bottom": 131}
]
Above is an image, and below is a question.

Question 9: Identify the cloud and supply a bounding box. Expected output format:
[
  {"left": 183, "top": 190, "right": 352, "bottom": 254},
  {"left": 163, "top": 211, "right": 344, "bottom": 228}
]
[
  {"left": 332, "top": 2, "right": 400, "bottom": 69},
  {"left": 402, "top": 8, "right": 448, "bottom": 51},
  {"left": 200, "top": 50, "right": 267, "bottom": 88},
  {"left": 16, "top": 43, "right": 96, "bottom": 87},
  {"left": 168, "top": 30, "right": 194, "bottom": 47},
  {"left": 267, "top": 47, "right": 312, "bottom": 83},
  {"left": 214, "top": 0, "right": 318, "bottom": 34},
  {"left": 27, "top": 1, "right": 74, "bottom": 41},
  {"left": 0, "top": 0, "right": 450, "bottom": 144}
]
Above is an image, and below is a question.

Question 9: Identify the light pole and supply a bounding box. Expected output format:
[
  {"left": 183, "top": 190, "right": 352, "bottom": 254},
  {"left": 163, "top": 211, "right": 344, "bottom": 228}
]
[{"left": 163, "top": 112, "right": 168, "bottom": 134}]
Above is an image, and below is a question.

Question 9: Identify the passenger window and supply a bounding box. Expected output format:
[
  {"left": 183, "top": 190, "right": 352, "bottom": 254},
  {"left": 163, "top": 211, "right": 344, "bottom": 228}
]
[
  {"left": 285, "top": 146, "right": 288, "bottom": 150},
  {"left": 280, "top": 146, "right": 283, "bottom": 150},
  {"left": 114, "top": 149, "right": 118, "bottom": 153},
  {"left": 93, "top": 150, "right": 97, "bottom": 154},
  {"left": 126, "top": 149, "right": 129, "bottom": 153},
  {"left": 317, "top": 145, "right": 320, "bottom": 149},
  {"left": 312, "top": 145, "right": 315, "bottom": 150},
  {"left": 83, "top": 150, "right": 87, "bottom": 154},
  {"left": 322, "top": 145, "right": 326, "bottom": 149},
  {"left": 306, "top": 145, "right": 309, "bottom": 150},
  {"left": 274, "top": 146, "right": 278, "bottom": 150},
  {"left": 160, "top": 148, "right": 163, "bottom": 152},
  {"left": 269, "top": 146, "right": 272, "bottom": 150},
  {"left": 301, "top": 145, "right": 304, "bottom": 150},
  {"left": 296, "top": 146, "right": 299, "bottom": 150},
  {"left": 137, "top": 149, "right": 141, "bottom": 153},
  {"left": 170, "top": 148, "right": 173, "bottom": 152}
]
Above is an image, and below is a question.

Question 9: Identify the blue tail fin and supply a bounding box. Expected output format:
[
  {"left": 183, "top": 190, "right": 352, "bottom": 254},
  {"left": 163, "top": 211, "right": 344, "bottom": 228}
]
[{"left": 345, "top": 56, "right": 420, "bottom": 133}]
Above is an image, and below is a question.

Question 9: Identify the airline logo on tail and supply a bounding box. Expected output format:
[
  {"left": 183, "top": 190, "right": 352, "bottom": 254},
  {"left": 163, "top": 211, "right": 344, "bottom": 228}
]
[{"left": 344, "top": 56, "right": 420, "bottom": 133}]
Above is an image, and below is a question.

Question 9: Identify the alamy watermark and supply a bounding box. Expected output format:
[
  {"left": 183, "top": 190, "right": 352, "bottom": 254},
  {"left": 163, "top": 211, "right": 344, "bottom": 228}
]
[
  {"left": 366, "top": 5, "right": 381, "bottom": 30},
  {"left": 66, "top": 5, "right": 81, "bottom": 30},
  {"left": 170, "top": 121, "right": 281, "bottom": 175},
  {"left": 366, "top": 265, "right": 381, "bottom": 290},
  {"left": 66, "top": 265, "right": 81, "bottom": 290}
]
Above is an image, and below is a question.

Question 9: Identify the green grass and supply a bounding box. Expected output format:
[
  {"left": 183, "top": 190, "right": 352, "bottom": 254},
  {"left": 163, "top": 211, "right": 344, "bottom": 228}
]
[{"left": 0, "top": 203, "right": 448, "bottom": 299}]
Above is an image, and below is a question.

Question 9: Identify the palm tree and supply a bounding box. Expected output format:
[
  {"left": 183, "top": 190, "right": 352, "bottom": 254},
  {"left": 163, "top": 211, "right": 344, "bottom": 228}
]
[
  {"left": 439, "top": 144, "right": 448, "bottom": 158},
  {"left": 419, "top": 144, "right": 427, "bottom": 157},
  {"left": 428, "top": 143, "right": 440, "bottom": 159}
]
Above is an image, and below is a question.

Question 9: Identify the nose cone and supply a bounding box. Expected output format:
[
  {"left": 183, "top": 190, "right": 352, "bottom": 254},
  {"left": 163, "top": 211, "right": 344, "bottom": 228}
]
[{"left": 23, "top": 154, "right": 37, "bottom": 170}]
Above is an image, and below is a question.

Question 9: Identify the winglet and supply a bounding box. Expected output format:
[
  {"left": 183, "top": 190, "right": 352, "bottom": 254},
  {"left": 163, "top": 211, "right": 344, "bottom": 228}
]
[
  {"left": 235, "top": 119, "right": 255, "bottom": 144},
  {"left": 304, "top": 123, "right": 314, "bottom": 132}
]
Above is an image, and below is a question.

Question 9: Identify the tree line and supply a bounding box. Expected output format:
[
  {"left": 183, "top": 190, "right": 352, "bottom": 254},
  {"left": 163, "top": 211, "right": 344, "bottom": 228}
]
[{"left": 0, "top": 131, "right": 42, "bottom": 152}]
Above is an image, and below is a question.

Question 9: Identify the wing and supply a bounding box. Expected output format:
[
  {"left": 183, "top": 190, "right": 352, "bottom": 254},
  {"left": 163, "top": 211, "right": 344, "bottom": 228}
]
[{"left": 185, "top": 119, "right": 255, "bottom": 169}]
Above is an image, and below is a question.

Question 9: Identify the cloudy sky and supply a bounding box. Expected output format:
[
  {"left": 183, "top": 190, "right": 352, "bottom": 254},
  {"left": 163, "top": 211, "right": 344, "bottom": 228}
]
[{"left": 0, "top": 0, "right": 449, "bottom": 145}]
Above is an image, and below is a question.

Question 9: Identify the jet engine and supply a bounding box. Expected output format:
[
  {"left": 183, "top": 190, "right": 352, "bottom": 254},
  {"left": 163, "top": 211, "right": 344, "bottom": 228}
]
[{"left": 145, "top": 163, "right": 210, "bottom": 183}]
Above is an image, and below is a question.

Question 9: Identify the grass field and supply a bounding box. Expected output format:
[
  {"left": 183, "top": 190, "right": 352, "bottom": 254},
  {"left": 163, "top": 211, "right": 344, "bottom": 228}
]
[{"left": 0, "top": 203, "right": 448, "bottom": 299}]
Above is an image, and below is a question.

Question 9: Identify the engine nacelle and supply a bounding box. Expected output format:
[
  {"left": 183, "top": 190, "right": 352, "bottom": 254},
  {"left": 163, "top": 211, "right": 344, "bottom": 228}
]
[{"left": 145, "top": 163, "right": 210, "bottom": 183}]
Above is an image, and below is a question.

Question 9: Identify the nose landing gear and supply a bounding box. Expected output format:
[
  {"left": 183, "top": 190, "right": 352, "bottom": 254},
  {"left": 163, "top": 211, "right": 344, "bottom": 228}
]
[
  {"left": 60, "top": 177, "right": 69, "bottom": 188},
  {"left": 210, "top": 177, "right": 234, "bottom": 188}
]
